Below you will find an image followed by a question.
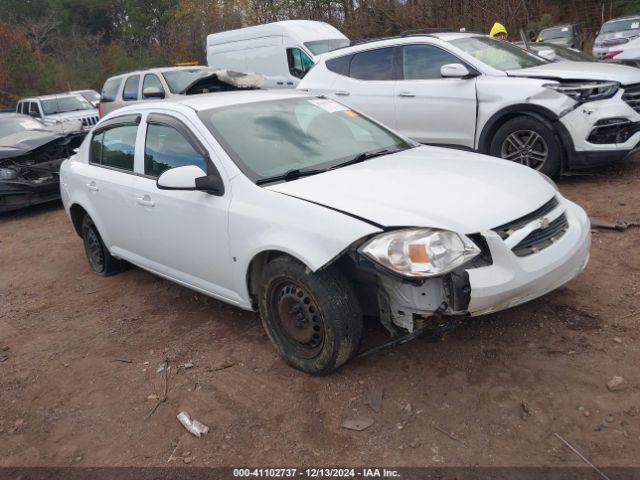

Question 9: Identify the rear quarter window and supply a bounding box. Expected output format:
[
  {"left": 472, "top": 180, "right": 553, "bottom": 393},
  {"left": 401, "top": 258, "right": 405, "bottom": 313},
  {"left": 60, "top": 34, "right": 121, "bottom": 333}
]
[
  {"left": 326, "top": 55, "right": 352, "bottom": 76},
  {"left": 101, "top": 77, "right": 122, "bottom": 103}
]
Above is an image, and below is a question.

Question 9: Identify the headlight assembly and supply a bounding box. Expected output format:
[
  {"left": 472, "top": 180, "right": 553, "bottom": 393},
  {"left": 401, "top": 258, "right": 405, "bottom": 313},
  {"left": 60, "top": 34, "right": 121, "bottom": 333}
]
[
  {"left": 544, "top": 81, "right": 619, "bottom": 102},
  {"left": 0, "top": 168, "right": 18, "bottom": 180},
  {"left": 359, "top": 228, "right": 481, "bottom": 278}
]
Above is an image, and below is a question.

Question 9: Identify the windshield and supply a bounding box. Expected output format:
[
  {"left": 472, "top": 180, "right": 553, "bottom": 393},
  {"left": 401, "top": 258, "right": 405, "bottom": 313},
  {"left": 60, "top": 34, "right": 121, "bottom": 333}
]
[
  {"left": 162, "top": 68, "right": 209, "bottom": 94},
  {"left": 0, "top": 116, "right": 45, "bottom": 139},
  {"left": 80, "top": 91, "right": 100, "bottom": 103},
  {"left": 601, "top": 18, "right": 640, "bottom": 34},
  {"left": 451, "top": 36, "right": 546, "bottom": 70},
  {"left": 41, "top": 96, "right": 93, "bottom": 115},
  {"left": 539, "top": 26, "right": 572, "bottom": 40},
  {"left": 304, "top": 38, "right": 350, "bottom": 56},
  {"left": 198, "top": 97, "right": 411, "bottom": 182},
  {"left": 535, "top": 44, "right": 594, "bottom": 62}
]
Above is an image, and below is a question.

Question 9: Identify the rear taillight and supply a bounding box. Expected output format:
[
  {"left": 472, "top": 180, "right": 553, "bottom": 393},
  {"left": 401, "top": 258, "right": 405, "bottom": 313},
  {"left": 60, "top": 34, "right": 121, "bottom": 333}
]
[
  {"left": 98, "top": 103, "right": 103, "bottom": 118},
  {"left": 603, "top": 50, "right": 622, "bottom": 60}
]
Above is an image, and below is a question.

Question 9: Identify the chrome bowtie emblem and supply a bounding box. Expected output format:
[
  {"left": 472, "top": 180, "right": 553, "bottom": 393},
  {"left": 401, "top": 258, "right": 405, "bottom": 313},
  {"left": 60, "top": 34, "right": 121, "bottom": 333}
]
[{"left": 539, "top": 217, "right": 550, "bottom": 229}]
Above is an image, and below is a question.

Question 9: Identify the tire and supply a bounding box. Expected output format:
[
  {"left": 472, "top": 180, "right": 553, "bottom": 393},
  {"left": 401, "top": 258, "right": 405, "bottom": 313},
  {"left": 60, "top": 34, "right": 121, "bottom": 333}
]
[
  {"left": 489, "top": 115, "right": 562, "bottom": 177},
  {"left": 258, "top": 256, "right": 363, "bottom": 375},
  {"left": 81, "top": 214, "right": 125, "bottom": 276}
]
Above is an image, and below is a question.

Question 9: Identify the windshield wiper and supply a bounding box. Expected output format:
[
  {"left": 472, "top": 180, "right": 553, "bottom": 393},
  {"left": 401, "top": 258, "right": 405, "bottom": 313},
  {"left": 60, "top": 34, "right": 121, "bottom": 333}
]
[
  {"left": 256, "top": 167, "right": 326, "bottom": 185},
  {"left": 329, "top": 146, "right": 409, "bottom": 171}
]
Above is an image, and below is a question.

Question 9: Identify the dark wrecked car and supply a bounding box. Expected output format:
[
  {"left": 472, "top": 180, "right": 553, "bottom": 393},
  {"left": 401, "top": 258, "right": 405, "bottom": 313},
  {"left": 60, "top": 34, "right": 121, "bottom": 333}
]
[{"left": 0, "top": 113, "right": 85, "bottom": 213}]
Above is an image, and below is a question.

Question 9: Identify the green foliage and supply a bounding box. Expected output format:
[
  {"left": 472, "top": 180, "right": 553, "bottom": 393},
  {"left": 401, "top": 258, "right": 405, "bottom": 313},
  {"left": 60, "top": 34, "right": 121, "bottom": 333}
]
[{"left": 5, "top": 44, "right": 52, "bottom": 96}]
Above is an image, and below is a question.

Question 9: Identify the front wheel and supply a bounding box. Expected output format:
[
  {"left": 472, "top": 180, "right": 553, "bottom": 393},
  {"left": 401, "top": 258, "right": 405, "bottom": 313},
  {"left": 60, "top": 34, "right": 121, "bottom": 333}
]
[
  {"left": 258, "top": 256, "right": 363, "bottom": 375},
  {"left": 490, "top": 115, "right": 562, "bottom": 177}
]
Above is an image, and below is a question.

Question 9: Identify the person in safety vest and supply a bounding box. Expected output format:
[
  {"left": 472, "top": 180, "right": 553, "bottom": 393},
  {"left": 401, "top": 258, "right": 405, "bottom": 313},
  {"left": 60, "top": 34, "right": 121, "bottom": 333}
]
[{"left": 489, "top": 22, "right": 508, "bottom": 40}]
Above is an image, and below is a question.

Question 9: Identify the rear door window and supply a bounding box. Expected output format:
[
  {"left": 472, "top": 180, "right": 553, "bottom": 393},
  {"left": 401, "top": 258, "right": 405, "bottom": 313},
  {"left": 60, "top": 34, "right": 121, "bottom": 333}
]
[
  {"left": 101, "top": 77, "right": 122, "bottom": 103},
  {"left": 90, "top": 124, "right": 138, "bottom": 171},
  {"left": 350, "top": 47, "right": 397, "bottom": 80},
  {"left": 122, "top": 75, "right": 140, "bottom": 101}
]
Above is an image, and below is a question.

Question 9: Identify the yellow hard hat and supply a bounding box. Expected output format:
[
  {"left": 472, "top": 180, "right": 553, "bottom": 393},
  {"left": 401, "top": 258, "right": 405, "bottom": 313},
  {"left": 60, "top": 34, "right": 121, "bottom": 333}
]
[{"left": 490, "top": 22, "right": 508, "bottom": 38}]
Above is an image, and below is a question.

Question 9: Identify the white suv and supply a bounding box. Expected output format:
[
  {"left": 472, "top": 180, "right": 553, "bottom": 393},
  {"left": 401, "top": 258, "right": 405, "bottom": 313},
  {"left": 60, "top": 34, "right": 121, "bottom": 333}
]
[
  {"left": 60, "top": 91, "right": 590, "bottom": 374},
  {"left": 16, "top": 94, "right": 99, "bottom": 132},
  {"left": 299, "top": 32, "right": 640, "bottom": 177}
]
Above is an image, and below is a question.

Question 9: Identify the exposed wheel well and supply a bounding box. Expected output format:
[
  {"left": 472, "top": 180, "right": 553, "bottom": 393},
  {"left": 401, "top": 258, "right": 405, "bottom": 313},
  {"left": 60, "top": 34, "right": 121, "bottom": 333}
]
[
  {"left": 247, "top": 250, "right": 301, "bottom": 310},
  {"left": 69, "top": 204, "right": 88, "bottom": 237}
]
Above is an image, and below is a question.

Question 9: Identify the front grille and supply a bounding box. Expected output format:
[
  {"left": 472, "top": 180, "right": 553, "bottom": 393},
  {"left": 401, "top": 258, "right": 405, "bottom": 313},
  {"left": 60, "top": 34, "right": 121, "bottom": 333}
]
[
  {"left": 81, "top": 116, "right": 99, "bottom": 127},
  {"left": 493, "top": 196, "right": 559, "bottom": 240},
  {"left": 622, "top": 84, "right": 640, "bottom": 113},
  {"left": 512, "top": 213, "right": 569, "bottom": 257}
]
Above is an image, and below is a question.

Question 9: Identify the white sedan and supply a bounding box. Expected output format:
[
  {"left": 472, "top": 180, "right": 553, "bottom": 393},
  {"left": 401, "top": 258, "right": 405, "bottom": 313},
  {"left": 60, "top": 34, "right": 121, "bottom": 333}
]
[{"left": 60, "top": 91, "right": 591, "bottom": 374}]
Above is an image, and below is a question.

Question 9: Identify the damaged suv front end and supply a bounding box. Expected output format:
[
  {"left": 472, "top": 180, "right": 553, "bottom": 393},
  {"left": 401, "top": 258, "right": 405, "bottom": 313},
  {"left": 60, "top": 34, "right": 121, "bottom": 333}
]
[{"left": 0, "top": 114, "right": 84, "bottom": 213}]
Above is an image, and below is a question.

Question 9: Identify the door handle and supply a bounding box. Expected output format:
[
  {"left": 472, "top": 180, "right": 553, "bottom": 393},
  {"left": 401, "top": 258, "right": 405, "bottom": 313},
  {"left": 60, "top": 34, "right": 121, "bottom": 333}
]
[
  {"left": 86, "top": 181, "right": 99, "bottom": 192},
  {"left": 398, "top": 91, "right": 416, "bottom": 98},
  {"left": 335, "top": 90, "right": 350, "bottom": 96},
  {"left": 136, "top": 195, "right": 155, "bottom": 208}
]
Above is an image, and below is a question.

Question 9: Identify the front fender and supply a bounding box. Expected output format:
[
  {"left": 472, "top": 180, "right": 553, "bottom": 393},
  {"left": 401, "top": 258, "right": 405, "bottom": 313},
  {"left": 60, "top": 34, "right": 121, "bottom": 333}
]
[{"left": 228, "top": 178, "right": 381, "bottom": 307}]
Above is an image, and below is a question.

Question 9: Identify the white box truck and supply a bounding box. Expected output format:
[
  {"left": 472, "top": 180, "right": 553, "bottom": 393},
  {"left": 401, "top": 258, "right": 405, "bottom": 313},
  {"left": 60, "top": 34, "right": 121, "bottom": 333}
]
[{"left": 206, "top": 20, "right": 349, "bottom": 88}]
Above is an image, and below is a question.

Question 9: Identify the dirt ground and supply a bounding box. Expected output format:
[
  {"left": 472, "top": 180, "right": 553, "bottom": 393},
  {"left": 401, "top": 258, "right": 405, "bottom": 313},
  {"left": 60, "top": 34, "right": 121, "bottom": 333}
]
[{"left": 1, "top": 158, "right": 639, "bottom": 469}]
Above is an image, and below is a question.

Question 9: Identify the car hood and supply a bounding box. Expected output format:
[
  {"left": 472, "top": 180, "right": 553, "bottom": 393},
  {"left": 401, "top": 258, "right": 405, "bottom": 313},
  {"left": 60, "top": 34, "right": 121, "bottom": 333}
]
[
  {"left": 507, "top": 61, "right": 640, "bottom": 84},
  {"left": 596, "top": 30, "right": 640, "bottom": 43},
  {"left": 46, "top": 110, "right": 97, "bottom": 121},
  {"left": 0, "top": 130, "right": 72, "bottom": 160},
  {"left": 266, "top": 146, "right": 555, "bottom": 234}
]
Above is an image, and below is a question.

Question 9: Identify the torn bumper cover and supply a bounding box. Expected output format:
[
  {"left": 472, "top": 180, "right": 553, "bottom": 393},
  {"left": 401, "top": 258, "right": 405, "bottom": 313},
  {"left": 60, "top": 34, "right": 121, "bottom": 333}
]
[
  {"left": 0, "top": 130, "right": 84, "bottom": 213},
  {"left": 368, "top": 199, "right": 590, "bottom": 332}
]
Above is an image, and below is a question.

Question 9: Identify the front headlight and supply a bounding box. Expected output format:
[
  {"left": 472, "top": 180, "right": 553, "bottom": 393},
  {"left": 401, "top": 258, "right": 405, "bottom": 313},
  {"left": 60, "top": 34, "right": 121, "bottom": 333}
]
[
  {"left": 0, "top": 168, "right": 18, "bottom": 180},
  {"left": 544, "top": 81, "right": 619, "bottom": 102},
  {"left": 359, "top": 228, "right": 481, "bottom": 278}
]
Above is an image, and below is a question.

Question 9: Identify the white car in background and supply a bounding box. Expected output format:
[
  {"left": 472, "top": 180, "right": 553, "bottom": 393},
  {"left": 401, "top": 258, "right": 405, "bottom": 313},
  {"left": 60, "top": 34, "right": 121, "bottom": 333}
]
[
  {"left": 16, "top": 94, "right": 99, "bottom": 132},
  {"left": 60, "top": 91, "right": 590, "bottom": 374},
  {"left": 602, "top": 35, "right": 640, "bottom": 67},
  {"left": 206, "top": 20, "right": 349, "bottom": 88},
  {"left": 298, "top": 32, "right": 640, "bottom": 177}
]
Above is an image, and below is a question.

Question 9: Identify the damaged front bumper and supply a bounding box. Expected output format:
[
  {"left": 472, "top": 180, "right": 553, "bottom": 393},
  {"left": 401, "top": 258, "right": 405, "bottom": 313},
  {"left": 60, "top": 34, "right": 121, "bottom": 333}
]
[
  {"left": 359, "top": 198, "right": 590, "bottom": 332},
  {"left": 0, "top": 172, "right": 60, "bottom": 213}
]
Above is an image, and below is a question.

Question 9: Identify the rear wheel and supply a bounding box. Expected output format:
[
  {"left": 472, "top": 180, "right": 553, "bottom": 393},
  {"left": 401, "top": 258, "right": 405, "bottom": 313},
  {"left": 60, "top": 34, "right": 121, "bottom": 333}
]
[
  {"left": 490, "top": 115, "right": 562, "bottom": 177},
  {"left": 81, "top": 215, "right": 125, "bottom": 276},
  {"left": 258, "top": 256, "right": 363, "bottom": 375}
]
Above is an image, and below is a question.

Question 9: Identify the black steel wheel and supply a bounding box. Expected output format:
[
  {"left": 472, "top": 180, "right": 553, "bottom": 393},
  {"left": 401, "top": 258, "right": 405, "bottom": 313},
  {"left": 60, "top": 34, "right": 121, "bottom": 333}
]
[
  {"left": 268, "top": 279, "right": 325, "bottom": 359},
  {"left": 258, "top": 256, "right": 363, "bottom": 375},
  {"left": 81, "top": 214, "right": 125, "bottom": 276}
]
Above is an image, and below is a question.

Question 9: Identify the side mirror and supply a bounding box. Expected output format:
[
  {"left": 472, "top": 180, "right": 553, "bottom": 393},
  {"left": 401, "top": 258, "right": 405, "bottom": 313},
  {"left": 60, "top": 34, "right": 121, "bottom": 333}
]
[
  {"left": 29, "top": 111, "right": 40, "bottom": 118},
  {"left": 441, "top": 63, "right": 472, "bottom": 78},
  {"left": 156, "top": 165, "right": 224, "bottom": 196},
  {"left": 537, "top": 49, "right": 557, "bottom": 62},
  {"left": 142, "top": 86, "right": 165, "bottom": 99}
]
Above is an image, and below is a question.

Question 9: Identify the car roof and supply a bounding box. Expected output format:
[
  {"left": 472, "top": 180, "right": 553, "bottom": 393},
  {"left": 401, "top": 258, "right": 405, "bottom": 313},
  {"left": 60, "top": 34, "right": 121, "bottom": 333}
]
[
  {"left": 540, "top": 23, "right": 575, "bottom": 30},
  {"left": 321, "top": 32, "right": 481, "bottom": 59},
  {"left": 605, "top": 15, "right": 640, "bottom": 23},
  {"left": 109, "top": 65, "right": 208, "bottom": 80},
  {"left": 19, "top": 93, "right": 83, "bottom": 101},
  {"left": 113, "top": 89, "right": 309, "bottom": 115}
]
